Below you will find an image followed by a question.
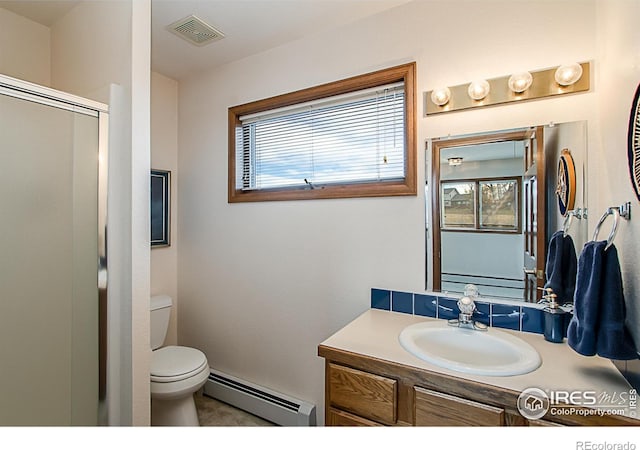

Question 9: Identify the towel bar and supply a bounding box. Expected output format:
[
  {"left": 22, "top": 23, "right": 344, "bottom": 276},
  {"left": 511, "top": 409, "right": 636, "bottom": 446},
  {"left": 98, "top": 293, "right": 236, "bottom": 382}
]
[{"left": 592, "top": 202, "right": 631, "bottom": 250}]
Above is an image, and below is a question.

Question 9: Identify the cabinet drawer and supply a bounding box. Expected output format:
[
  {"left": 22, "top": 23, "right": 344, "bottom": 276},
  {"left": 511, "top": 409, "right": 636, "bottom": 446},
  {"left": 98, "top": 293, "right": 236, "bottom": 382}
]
[
  {"left": 414, "top": 386, "right": 504, "bottom": 426},
  {"left": 528, "top": 418, "right": 564, "bottom": 427},
  {"left": 327, "top": 408, "right": 384, "bottom": 426},
  {"left": 328, "top": 363, "right": 397, "bottom": 424}
]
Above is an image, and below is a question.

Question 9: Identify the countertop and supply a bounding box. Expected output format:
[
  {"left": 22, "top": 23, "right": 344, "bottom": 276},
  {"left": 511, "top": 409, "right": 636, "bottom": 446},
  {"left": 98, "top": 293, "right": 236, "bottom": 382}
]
[{"left": 319, "top": 309, "right": 638, "bottom": 420}]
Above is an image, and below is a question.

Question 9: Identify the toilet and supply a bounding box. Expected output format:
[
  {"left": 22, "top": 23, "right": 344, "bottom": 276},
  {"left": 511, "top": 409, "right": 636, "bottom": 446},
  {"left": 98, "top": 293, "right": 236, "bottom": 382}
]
[{"left": 150, "top": 295, "right": 209, "bottom": 426}]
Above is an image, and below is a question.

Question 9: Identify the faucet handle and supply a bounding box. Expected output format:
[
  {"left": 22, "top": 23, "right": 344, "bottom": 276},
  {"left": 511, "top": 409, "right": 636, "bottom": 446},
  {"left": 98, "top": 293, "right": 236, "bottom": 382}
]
[
  {"left": 463, "top": 283, "right": 480, "bottom": 299},
  {"left": 457, "top": 296, "right": 476, "bottom": 315}
]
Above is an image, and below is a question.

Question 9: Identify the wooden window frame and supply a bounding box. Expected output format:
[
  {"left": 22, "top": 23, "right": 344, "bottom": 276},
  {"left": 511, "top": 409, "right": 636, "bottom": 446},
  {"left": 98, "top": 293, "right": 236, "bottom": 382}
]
[{"left": 228, "top": 63, "right": 417, "bottom": 203}]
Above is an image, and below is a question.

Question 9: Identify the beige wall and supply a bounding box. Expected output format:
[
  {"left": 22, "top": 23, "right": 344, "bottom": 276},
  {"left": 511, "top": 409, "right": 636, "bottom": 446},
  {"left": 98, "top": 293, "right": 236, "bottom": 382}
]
[
  {"left": 0, "top": 8, "right": 50, "bottom": 86},
  {"left": 129, "top": 0, "right": 151, "bottom": 424},
  {"left": 50, "top": 0, "right": 151, "bottom": 426},
  {"left": 151, "top": 71, "right": 179, "bottom": 346},
  {"left": 544, "top": 121, "right": 589, "bottom": 251},
  {"left": 50, "top": 2, "right": 131, "bottom": 95},
  {"left": 1, "top": 1, "right": 152, "bottom": 425},
  {"left": 594, "top": 0, "right": 640, "bottom": 349},
  {"left": 177, "top": 0, "right": 640, "bottom": 423}
]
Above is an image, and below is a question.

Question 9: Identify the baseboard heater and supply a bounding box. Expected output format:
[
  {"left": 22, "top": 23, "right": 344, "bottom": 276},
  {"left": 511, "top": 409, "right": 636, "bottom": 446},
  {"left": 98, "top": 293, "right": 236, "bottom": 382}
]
[{"left": 204, "top": 369, "right": 316, "bottom": 426}]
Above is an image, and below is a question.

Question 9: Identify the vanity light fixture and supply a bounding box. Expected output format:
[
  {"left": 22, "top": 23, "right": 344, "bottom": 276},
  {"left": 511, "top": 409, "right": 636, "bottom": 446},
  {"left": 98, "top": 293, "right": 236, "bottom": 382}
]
[
  {"left": 508, "top": 71, "right": 533, "bottom": 93},
  {"left": 554, "top": 63, "right": 583, "bottom": 86},
  {"left": 425, "top": 61, "right": 590, "bottom": 115},
  {"left": 430, "top": 87, "right": 451, "bottom": 106},
  {"left": 448, "top": 157, "right": 463, "bottom": 166},
  {"left": 467, "top": 80, "right": 490, "bottom": 101}
]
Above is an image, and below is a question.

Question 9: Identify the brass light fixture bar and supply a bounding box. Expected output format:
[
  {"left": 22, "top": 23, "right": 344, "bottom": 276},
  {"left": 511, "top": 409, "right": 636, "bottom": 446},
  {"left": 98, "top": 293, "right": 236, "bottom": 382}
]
[{"left": 426, "top": 62, "right": 590, "bottom": 115}]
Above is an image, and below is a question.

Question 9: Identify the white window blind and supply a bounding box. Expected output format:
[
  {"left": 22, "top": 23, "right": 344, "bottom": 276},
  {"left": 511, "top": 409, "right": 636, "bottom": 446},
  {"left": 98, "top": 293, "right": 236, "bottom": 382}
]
[{"left": 235, "top": 82, "right": 406, "bottom": 191}]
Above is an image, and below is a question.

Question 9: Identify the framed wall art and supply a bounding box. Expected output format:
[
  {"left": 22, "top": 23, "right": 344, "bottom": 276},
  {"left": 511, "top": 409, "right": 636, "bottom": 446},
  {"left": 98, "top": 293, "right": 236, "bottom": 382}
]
[
  {"left": 556, "top": 148, "right": 576, "bottom": 217},
  {"left": 151, "top": 169, "right": 171, "bottom": 247}
]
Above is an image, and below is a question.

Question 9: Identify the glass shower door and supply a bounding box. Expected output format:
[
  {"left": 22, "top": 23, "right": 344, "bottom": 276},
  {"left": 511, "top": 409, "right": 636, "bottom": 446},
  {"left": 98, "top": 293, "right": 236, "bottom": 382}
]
[{"left": 0, "top": 90, "right": 100, "bottom": 425}]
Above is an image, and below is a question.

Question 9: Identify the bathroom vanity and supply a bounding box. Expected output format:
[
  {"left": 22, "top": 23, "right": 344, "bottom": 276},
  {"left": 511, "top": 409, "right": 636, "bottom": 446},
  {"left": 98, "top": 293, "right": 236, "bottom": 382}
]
[{"left": 318, "top": 309, "right": 639, "bottom": 426}]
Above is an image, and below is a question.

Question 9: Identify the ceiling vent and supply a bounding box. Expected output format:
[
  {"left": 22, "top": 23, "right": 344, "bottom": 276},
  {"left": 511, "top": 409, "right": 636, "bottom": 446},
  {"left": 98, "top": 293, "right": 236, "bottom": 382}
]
[{"left": 167, "top": 15, "right": 225, "bottom": 47}]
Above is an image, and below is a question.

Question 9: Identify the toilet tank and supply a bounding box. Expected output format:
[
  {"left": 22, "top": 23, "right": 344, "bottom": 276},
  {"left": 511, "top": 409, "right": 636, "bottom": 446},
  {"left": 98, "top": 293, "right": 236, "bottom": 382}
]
[{"left": 150, "top": 295, "right": 172, "bottom": 350}]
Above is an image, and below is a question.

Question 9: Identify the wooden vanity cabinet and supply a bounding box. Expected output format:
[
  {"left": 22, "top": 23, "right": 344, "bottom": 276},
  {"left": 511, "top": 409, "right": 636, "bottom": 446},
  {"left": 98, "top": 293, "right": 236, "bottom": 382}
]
[
  {"left": 327, "top": 363, "right": 397, "bottom": 425},
  {"left": 319, "top": 344, "right": 639, "bottom": 427},
  {"left": 321, "top": 347, "right": 511, "bottom": 426},
  {"left": 413, "top": 387, "right": 504, "bottom": 426}
]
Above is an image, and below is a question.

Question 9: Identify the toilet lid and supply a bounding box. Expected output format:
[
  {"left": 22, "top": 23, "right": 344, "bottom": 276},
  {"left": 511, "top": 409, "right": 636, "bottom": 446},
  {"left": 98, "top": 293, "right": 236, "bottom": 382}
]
[{"left": 151, "top": 346, "right": 208, "bottom": 383}]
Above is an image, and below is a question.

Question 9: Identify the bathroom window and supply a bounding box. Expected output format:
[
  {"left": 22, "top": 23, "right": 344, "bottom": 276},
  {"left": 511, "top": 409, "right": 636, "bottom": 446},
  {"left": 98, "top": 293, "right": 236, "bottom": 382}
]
[
  {"left": 441, "top": 178, "right": 521, "bottom": 232},
  {"left": 228, "top": 63, "right": 416, "bottom": 202}
]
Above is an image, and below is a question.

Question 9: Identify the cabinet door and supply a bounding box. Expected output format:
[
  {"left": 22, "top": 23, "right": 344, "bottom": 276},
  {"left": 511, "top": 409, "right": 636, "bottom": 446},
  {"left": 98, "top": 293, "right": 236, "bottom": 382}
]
[
  {"left": 414, "top": 387, "right": 504, "bottom": 426},
  {"left": 327, "top": 408, "right": 383, "bottom": 426},
  {"left": 328, "top": 363, "right": 397, "bottom": 425}
]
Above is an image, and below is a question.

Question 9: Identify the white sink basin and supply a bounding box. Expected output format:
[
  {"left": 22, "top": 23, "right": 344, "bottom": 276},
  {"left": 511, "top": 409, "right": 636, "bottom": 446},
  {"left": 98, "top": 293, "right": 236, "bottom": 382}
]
[{"left": 399, "top": 321, "right": 541, "bottom": 376}]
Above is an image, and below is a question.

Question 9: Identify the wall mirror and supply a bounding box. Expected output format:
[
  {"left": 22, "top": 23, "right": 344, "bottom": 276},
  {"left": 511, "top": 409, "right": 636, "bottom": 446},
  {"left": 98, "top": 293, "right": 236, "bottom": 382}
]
[{"left": 427, "top": 121, "right": 588, "bottom": 303}]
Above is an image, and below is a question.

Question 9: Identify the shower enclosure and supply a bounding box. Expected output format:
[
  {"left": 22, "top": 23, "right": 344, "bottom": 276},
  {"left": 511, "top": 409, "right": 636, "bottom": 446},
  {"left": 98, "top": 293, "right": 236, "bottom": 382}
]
[{"left": 0, "top": 74, "right": 108, "bottom": 425}]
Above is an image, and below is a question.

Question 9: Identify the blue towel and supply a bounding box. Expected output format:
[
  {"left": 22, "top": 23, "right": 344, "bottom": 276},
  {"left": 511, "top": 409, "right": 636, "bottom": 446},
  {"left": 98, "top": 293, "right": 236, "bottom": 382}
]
[
  {"left": 544, "top": 230, "right": 577, "bottom": 304},
  {"left": 567, "top": 240, "right": 637, "bottom": 359}
]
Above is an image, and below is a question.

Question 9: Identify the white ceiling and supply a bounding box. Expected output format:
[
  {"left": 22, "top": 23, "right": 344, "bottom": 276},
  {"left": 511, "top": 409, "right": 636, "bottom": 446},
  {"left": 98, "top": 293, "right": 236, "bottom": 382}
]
[
  {"left": 0, "top": 1, "right": 78, "bottom": 26},
  {"left": 153, "top": 0, "right": 412, "bottom": 80},
  {"left": 0, "top": 0, "right": 411, "bottom": 80}
]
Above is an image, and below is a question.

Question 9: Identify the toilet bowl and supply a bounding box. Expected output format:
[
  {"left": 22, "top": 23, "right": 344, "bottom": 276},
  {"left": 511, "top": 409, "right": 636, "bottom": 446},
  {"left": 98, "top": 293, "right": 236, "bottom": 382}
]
[{"left": 150, "top": 295, "right": 209, "bottom": 426}]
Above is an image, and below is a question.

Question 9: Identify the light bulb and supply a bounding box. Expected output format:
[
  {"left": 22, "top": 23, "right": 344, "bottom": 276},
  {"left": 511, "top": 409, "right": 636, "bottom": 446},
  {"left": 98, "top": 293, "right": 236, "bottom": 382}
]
[
  {"left": 467, "top": 80, "right": 490, "bottom": 100},
  {"left": 555, "top": 63, "right": 583, "bottom": 86},
  {"left": 430, "top": 87, "right": 451, "bottom": 106},
  {"left": 508, "top": 71, "right": 533, "bottom": 93}
]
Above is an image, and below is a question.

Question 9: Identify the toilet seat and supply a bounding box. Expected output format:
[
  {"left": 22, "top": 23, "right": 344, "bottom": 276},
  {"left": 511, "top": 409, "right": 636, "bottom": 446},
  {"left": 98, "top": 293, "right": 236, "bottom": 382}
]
[{"left": 151, "top": 346, "right": 208, "bottom": 383}]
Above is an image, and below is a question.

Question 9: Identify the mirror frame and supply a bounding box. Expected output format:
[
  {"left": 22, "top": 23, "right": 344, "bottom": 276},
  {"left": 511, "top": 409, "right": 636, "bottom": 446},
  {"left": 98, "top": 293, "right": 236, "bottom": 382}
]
[{"left": 430, "top": 128, "right": 546, "bottom": 301}]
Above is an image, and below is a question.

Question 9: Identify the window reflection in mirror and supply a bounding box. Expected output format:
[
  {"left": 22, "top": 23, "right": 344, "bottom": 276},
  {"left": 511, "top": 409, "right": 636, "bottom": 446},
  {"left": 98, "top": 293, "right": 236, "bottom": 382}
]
[
  {"left": 428, "top": 122, "right": 588, "bottom": 303},
  {"left": 441, "top": 178, "right": 520, "bottom": 231},
  {"left": 441, "top": 181, "right": 475, "bottom": 228},
  {"left": 480, "top": 179, "right": 519, "bottom": 230}
]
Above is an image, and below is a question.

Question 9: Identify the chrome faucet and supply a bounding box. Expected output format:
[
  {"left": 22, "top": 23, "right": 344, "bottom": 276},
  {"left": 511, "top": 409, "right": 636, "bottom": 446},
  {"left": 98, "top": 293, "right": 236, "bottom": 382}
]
[{"left": 448, "top": 296, "right": 488, "bottom": 331}]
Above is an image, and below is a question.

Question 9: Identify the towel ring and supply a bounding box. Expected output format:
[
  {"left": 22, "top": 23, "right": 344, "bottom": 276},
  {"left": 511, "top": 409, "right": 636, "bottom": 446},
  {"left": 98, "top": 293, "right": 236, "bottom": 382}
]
[
  {"left": 592, "top": 208, "right": 620, "bottom": 250},
  {"left": 562, "top": 209, "right": 580, "bottom": 237}
]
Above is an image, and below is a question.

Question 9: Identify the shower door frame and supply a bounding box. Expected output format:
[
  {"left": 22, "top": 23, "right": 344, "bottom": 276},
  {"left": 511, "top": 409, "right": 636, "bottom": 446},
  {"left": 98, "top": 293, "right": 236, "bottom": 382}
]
[{"left": 0, "top": 73, "right": 109, "bottom": 413}]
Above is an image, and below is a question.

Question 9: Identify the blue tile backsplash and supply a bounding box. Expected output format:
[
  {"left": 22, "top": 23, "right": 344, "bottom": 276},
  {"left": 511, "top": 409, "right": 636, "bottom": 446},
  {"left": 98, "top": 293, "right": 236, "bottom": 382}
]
[
  {"left": 473, "top": 301, "right": 491, "bottom": 327},
  {"left": 414, "top": 294, "right": 437, "bottom": 318},
  {"left": 491, "top": 304, "right": 521, "bottom": 331},
  {"left": 391, "top": 291, "right": 413, "bottom": 314},
  {"left": 371, "top": 288, "right": 390, "bottom": 310},
  {"left": 522, "top": 306, "right": 545, "bottom": 334},
  {"left": 371, "top": 288, "right": 549, "bottom": 336},
  {"left": 436, "top": 297, "right": 459, "bottom": 321}
]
